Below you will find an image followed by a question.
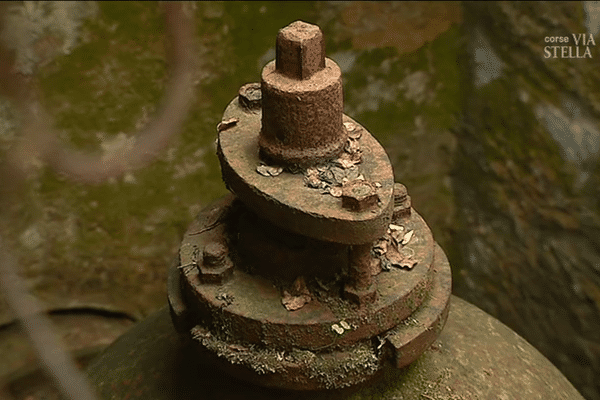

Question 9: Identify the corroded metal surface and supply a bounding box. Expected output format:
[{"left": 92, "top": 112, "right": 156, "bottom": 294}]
[
  {"left": 89, "top": 298, "right": 584, "bottom": 399},
  {"left": 218, "top": 101, "right": 394, "bottom": 245},
  {"left": 173, "top": 195, "right": 435, "bottom": 349},
  {"left": 168, "top": 193, "right": 450, "bottom": 390},
  {"left": 260, "top": 21, "right": 346, "bottom": 167},
  {"left": 168, "top": 20, "right": 452, "bottom": 391}
]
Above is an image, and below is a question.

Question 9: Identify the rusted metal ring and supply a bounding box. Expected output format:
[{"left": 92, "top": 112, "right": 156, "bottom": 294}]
[
  {"left": 168, "top": 195, "right": 451, "bottom": 390},
  {"left": 217, "top": 97, "right": 394, "bottom": 245}
]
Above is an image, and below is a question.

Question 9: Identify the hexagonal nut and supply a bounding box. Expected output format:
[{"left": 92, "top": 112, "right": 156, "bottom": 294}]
[
  {"left": 393, "top": 195, "right": 412, "bottom": 220},
  {"left": 393, "top": 183, "right": 407, "bottom": 204},
  {"left": 343, "top": 283, "right": 378, "bottom": 306},
  {"left": 197, "top": 242, "right": 234, "bottom": 284},
  {"left": 238, "top": 82, "right": 262, "bottom": 111},
  {"left": 203, "top": 242, "right": 227, "bottom": 267},
  {"left": 341, "top": 180, "right": 379, "bottom": 212},
  {"left": 198, "top": 260, "right": 233, "bottom": 284}
]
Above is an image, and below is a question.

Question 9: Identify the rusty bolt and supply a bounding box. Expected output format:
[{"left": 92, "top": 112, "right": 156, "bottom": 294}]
[
  {"left": 238, "top": 83, "right": 261, "bottom": 111},
  {"left": 259, "top": 21, "right": 346, "bottom": 167},
  {"left": 198, "top": 242, "right": 233, "bottom": 284},
  {"left": 276, "top": 21, "right": 325, "bottom": 80},
  {"left": 344, "top": 243, "right": 377, "bottom": 306},
  {"left": 392, "top": 183, "right": 411, "bottom": 219},
  {"left": 341, "top": 180, "right": 379, "bottom": 212},
  {"left": 203, "top": 242, "right": 227, "bottom": 268}
]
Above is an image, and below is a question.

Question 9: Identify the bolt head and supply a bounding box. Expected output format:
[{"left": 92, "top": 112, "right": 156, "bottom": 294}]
[
  {"left": 198, "top": 262, "right": 233, "bottom": 284},
  {"left": 341, "top": 180, "right": 379, "bottom": 212},
  {"left": 393, "top": 195, "right": 412, "bottom": 220},
  {"left": 393, "top": 183, "right": 408, "bottom": 204},
  {"left": 199, "top": 242, "right": 233, "bottom": 284},
  {"left": 203, "top": 242, "right": 227, "bottom": 266},
  {"left": 276, "top": 21, "right": 325, "bottom": 80},
  {"left": 343, "top": 282, "right": 378, "bottom": 306}
]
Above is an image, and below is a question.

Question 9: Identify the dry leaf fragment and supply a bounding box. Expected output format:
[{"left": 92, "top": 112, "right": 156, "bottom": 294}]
[
  {"left": 348, "top": 130, "right": 362, "bottom": 140},
  {"left": 344, "top": 139, "right": 361, "bottom": 154},
  {"left": 267, "top": 166, "right": 283, "bottom": 176},
  {"left": 256, "top": 164, "right": 270, "bottom": 176},
  {"left": 282, "top": 292, "right": 311, "bottom": 311},
  {"left": 390, "top": 230, "right": 403, "bottom": 247},
  {"left": 257, "top": 164, "right": 283, "bottom": 177},
  {"left": 282, "top": 276, "right": 312, "bottom": 311},
  {"left": 398, "top": 259, "right": 418, "bottom": 269},
  {"left": 329, "top": 186, "right": 343, "bottom": 197},
  {"left": 304, "top": 167, "right": 327, "bottom": 188},
  {"left": 343, "top": 122, "right": 356, "bottom": 132},
  {"left": 217, "top": 117, "right": 238, "bottom": 132},
  {"left": 332, "top": 324, "right": 344, "bottom": 335},
  {"left": 346, "top": 166, "right": 360, "bottom": 181},
  {"left": 401, "top": 230, "right": 414, "bottom": 245},
  {"left": 373, "top": 238, "right": 388, "bottom": 256},
  {"left": 335, "top": 152, "right": 361, "bottom": 169},
  {"left": 389, "top": 224, "right": 404, "bottom": 232},
  {"left": 330, "top": 166, "right": 346, "bottom": 184},
  {"left": 380, "top": 257, "right": 392, "bottom": 271},
  {"left": 386, "top": 243, "right": 404, "bottom": 266}
]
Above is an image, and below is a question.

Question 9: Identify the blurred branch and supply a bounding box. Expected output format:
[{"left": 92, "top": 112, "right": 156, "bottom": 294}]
[
  {"left": 0, "top": 2, "right": 197, "bottom": 398},
  {"left": 0, "top": 238, "right": 98, "bottom": 400},
  {"left": 6, "top": 1, "right": 197, "bottom": 183}
]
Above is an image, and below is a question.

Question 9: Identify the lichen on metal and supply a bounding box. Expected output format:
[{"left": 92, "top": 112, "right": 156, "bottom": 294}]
[{"left": 168, "top": 20, "right": 452, "bottom": 391}]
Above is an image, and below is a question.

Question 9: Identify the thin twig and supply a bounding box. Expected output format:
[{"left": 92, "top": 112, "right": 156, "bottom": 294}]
[
  {"left": 0, "top": 238, "right": 98, "bottom": 400},
  {"left": 0, "top": 3, "right": 198, "bottom": 399},
  {"left": 8, "top": 2, "right": 197, "bottom": 184}
]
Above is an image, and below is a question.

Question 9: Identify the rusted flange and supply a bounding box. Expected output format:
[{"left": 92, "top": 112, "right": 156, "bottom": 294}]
[
  {"left": 217, "top": 20, "right": 394, "bottom": 245},
  {"left": 217, "top": 98, "right": 394, "bottom": 245},
  {"left": 168, "top": 194, "right": 452, "bottom": 390}
]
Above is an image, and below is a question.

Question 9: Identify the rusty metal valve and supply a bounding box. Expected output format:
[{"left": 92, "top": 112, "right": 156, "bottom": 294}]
[{"left": 168, "top": 20, "right": 452, "bottom": 391}]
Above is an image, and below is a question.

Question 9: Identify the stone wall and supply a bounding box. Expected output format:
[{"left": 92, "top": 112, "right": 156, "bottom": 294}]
[{"left": 453, "top": 3, "right": 600, "bottom": 399}]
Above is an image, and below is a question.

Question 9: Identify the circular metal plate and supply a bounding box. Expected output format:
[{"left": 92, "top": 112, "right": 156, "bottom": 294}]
[{"left": 217, "top": 98, "right": 394, "bottom": 245}]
